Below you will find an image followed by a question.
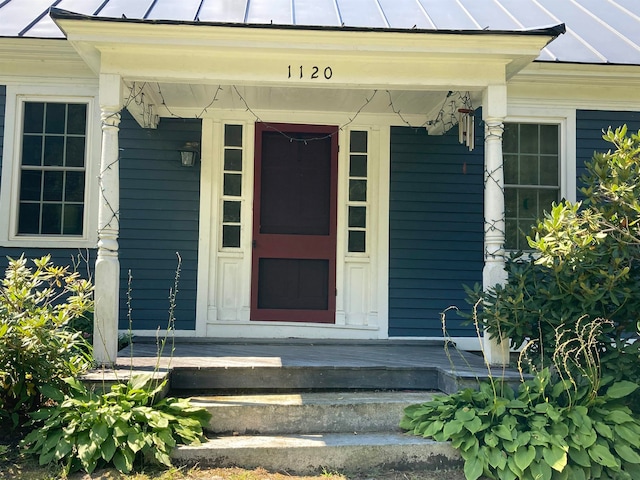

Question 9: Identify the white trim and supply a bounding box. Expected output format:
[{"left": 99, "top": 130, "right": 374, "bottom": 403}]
[
  {"left": 505, "top": 104, "right": 577, "bottom": 204},
  {"left": 0, "top": 84, "right": 100, "bottom": 248}
]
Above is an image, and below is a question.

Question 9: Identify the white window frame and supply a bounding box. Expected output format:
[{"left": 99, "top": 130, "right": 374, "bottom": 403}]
[
  {"left": 503, "top": 105, "right": 577, "bottom": 250},
  {"left": 0, "top": 85, "right": 100, "bottom": 248}
]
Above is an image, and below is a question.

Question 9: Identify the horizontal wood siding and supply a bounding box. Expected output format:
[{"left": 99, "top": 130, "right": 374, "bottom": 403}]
[
  {"left": 119, "top": 112, "right": 201, "bottom": 331},
  {"left": 389, "top": 123, "right": 484, "bottom": 337},
  {"left": 576, "top": 110, "right": 640, "bottom": 199}
]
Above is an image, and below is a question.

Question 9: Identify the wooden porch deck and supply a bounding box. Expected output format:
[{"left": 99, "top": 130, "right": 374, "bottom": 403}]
[{"left": 112, "top": 339, "right": 523, "bottom": 394}]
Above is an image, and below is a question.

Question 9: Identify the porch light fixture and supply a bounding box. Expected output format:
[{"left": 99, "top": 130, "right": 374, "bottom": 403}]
[{"left": 179, "top": 142, "right": 200, "bottom": 167}]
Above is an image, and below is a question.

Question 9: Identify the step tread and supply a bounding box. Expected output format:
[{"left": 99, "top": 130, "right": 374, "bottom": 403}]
[
  {"left": 190, "top": 391, "right": 436, "bottom": 407},
  {"left": 181, "top": 432, "right": 453, "bottom": 449}
]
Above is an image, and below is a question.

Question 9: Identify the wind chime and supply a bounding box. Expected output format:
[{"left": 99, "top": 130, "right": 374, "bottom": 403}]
[{"left": 458, "top": 108, "right": 475, "bottom": 151}]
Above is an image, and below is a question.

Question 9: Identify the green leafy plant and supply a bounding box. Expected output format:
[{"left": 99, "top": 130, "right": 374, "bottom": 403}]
[
  {"left": 0, "top": 255, "right": 93, "bottom": 429},
  {"left": 465, "top": 126, "right": 640, "bottom": 384},
  {"left": 401, "top": 371, "right": 640, "bottom": 480},
  {"left": 22, "top": 373, "right": 212, "bottom": 475},
  {"left": 404, "top": 309, "right": 640, "bottom": 479}
]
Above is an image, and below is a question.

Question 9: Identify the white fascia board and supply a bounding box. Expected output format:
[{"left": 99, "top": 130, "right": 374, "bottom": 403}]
[
  {"left": 509, "top": 62, "right": 640, "bottom": 110},
  {"left": 53, "top": 18, "right": 555, "bottom": 90},
  {"left": 0, "top": 38, "right": 95, "bottom": 81}
]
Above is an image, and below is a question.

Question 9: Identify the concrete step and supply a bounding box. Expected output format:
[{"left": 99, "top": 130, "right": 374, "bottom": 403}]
[
  {"left": 171, "top": 432, "right": 462, "bottom": 475},
  {"left": 170, "top": 365, "right": 441, "bottom": 393},
  {"left": 190, "top": 391, "right": 436, "bottom": 435}
]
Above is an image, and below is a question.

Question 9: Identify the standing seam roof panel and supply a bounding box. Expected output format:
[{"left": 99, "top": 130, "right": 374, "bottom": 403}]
[
  {"left": 292, "top": 0, "right": 341, "bottom": 27},
  {"left": 337, "top": 0, "right": 387, "bottom": 28},
  {"left": 538, "top": 0, "right": 638, "bottom": 63},
  {"left": 196, "top": 0, "right": 247, "bottom": 24},
  {"left": 376, "top": 0, "right": 433, "bottom": 29},
  {"left": 144, "top": 0, "right": 201, "bottom": 21},
  {"left": 457, "top": 0, "right": 522, "bottom": 30}
]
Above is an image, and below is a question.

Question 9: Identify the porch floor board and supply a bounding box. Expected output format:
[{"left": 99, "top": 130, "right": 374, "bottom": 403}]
[{"left": 111, "top": 339, "right": 521, "bottom": 394}]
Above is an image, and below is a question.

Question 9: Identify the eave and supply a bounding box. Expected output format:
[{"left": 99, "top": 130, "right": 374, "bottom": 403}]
[{"left": 51, "top": 9, "right": 563, "bottom": 91}]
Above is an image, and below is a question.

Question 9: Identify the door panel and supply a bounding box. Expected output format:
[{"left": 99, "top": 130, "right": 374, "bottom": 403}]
[{"left": 251, "top": 123, "right": 338, "bottom": 323}]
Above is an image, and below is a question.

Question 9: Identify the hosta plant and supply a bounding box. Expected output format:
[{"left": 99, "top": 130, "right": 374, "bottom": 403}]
[
  {"left": 22, "top": 373, "right": 212, "bottom": 475},
  {"left": 401, "top": 370, "right": 640, "bottom": 480}
]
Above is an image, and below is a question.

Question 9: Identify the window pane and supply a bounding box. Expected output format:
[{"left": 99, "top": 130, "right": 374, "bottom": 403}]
[
  {"left": 23, "top": 103, "right": 44, "bottom": 134},
  {"left": 349, "top": 179, "right": 367, "bottom": 202},
  {"left": 538, "top": 189, "right": 559, "bottom": 218},
  {"left": 45, "top": 103, "right": 66, "bottom": 134},
  {"left": 350, "top": 131, "right": 367, "bottom": 153},
  {"left": 517, "top": 219, "right": 536, "bottom": 245},
  {"left": 519, "top": 124, "right": 538, "bottom": 154},
  {"left": 67, "top": 104, "right": 87, "bottom": 135},
  {"left": 505, "top": 220, "right": 518, "bottom": 250},
  {"left": 519, "top": 155, "right": 538, "bottom": 185},
  {"left": 348, "top": 206, "right": 366, "bottom": 228},
  {"left": 540, "top": 156, "right": 559, "bottom": 186},
  {"left": 224, "top": 149, "right": 242, "bottom": 171},
  {"left": 540, "top": 124, "right": 558, "bottom": 155},
  {"left": 18, "top": 203, "right": 40, "bottom": 234},
  {"left": 43, "top": 171, "right": 64, "bottom": 201},
  {"left": 503, "top": 123, "right": 518, "bottom": 153},
  {"left": 518, "top": 189, "right": 536, "bottom": 219},
  {"left": 223, "top": 200, "right": 241, "bottom": 223},
  {"left": 503, "top": 154, "right": 518, "bottom": 184},
  {"left": 65, "top": 171, "right": 85, "bottom": 202},
  {"left": 224, "top": 124, "right": 243, "bottom": 147},
  {"left": 222, "top": 225, "right": 240, "bottom": 247},
  {"left": 349, "top": 155, "right": 367, "bottom": 177},
  {"left": 44, "top": 136, "right": 64, "bottom": 166},
  {"left": 63, "top": 205, "right": 83, "bottom": 235},
  {"left": 65, "top": 136, "right": 85, "bottom": 167},
  {"left": 223, "top": 173, "right": 242, "bottom": 196},
  {"left": 22, "top": 136, "right": 42, "bottom": 166},
  {"left": 41, "top": 204, "right": 62, "bottom": 234},
  {"left": 505, "top": 188, "right": 517, "bottom": 218},
  {"left": 20, "top": 170, "right": 42, "bottom": 201},
  {"left": 348, "top": 230, "right": 366, "bottom": 253}
]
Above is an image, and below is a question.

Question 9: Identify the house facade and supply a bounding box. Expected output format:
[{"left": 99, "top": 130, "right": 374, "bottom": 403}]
[{"left": 0, "top": 1, "right": 639, "bottom": 364}]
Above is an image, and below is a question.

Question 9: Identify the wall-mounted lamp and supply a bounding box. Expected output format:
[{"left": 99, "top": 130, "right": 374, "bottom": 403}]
[{"left": 179, "top": 142, "right": 200, "bottom": 167}]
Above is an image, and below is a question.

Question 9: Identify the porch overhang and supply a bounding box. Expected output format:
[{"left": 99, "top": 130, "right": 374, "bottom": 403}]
[{"left": 51, "top": 8, "right": 564, "bottom": 124}]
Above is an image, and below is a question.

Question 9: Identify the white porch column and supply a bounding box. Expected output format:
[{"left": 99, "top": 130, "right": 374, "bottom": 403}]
[
  {"left": 481, "top": 85, "right": 510, "bottom": 366},
  {"left": 94, "top": 74, "right": 123, "bottom": 366}
]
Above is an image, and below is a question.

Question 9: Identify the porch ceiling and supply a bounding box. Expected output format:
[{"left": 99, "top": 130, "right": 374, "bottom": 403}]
[{"left": 131, "top": 82, "right": 469, "bottom": 125}]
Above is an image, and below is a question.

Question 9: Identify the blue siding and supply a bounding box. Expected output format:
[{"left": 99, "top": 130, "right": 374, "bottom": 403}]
[
  {"left": 576, "top": 110, "right": 640, "bottom": 199},
  {"left": 389, "top": 121, "right": 484, "bottom": 337},
  {"left": 118, "top": 113, "right": 201, "bottom": 331}
]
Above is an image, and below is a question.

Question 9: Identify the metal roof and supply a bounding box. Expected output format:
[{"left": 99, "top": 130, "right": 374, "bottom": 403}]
[{"left": 1, "top": 0, "right": 639, "bottom": 66}]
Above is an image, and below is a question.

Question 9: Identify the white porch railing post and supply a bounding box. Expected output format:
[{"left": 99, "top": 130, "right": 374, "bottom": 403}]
[
  {"left": 482, "top": 85, "right": 510, "bottom": 366},
  {"left": 94, "top": 74, "right": 122, "bottom": 366}
]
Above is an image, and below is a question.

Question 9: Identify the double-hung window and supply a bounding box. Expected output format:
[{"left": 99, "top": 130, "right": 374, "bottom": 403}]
[
  {"left": 503, "top": 123, "right": 560, "bottom": 250},
  {"left": 0, "top": 89, "right": 97, "bottom": 248},
  {"left": 18, "top": 102, "right": 87, "bottom": 236}
]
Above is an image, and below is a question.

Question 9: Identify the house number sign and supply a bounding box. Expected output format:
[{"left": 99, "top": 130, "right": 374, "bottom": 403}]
[{"left": 288, "top": 65, "right": 333, "bottom": 80}]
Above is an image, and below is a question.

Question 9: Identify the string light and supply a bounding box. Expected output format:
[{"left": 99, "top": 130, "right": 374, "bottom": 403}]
[{"left": 98, "top": 83, "right": 494, "bottom": 245}]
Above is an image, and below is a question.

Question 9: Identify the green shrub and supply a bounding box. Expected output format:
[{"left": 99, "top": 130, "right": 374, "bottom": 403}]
[
  {"left": 0, "top": 255, "right": 93, "bottom": 429},
  {"left": 465, "top": 126, "right": 640, "bottom": 382},
  {"left": 22, "top": 373, "right": 212, "bottom": 475}
]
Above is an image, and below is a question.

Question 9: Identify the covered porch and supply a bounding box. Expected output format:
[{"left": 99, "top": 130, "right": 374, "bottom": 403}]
[{"left": 49, "top": 9, "right": 563, "bottom": 366}]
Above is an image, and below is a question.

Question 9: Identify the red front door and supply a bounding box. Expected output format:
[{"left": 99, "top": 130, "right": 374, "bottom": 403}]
[{"left": 251, "top": 123, "right": 338, "bottom": 323}]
